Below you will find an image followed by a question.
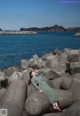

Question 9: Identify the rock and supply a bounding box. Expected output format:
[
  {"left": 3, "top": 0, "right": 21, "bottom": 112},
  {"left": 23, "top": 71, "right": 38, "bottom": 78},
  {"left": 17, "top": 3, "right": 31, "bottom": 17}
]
[
  {"left": 46, "top": 55, "right": 58, "bottom": 68},
  {"left": 71, "top": 67, "right": 80, "bottom": 75},
  {"left": 0, "top": 71, "right": 5, "bottom": 81},
  {"left": 42, "top": 54, "right": 47, "bottom": 61},
  {"left": 21, "top": 69, "right": 29, "bottom": 85},
  {"left": 49, "top": 77, "right": 64, "bottom": 89},
  {"left": 49, "top": 69, "right": 60, "bottom": 80},
  {"left": 41, "top": 61, "right": 46, "bottom": 68},
  {"left": 3, "top": 66, "right": 20, "bottom": 77},
  {"left": 70, "top": 62, "right": 80, "bottom": 74},
  {"left": 33, "top": 54, "right": 39, "bottom": 59},
  {"left": 53, "top": 49, "right": 61, "bottom": 55},
  {"left": 69, "top": 74, "right": 80, "bottom": 101},
  {"left": 42, "top": 69, "right": 60, "bottom": 83},
  {"left": 0, "top": 80, "right": 27, "bottom": 116},
  {"left": 25, "top": 89, "right": 73, "bottom": 116},
  {"left": 29, "top": 58, "right": 42, "bottom": 69},
  {"left": 70, "top": 62, "right": 80, "bottom": 69},
  {"left": 22, "top": 110, "right": 29, "bottom": 116},
  {"left": 21, "top": 69, "right": 36, "bottom": 96},
  {"left": 43, "top": 112, "right": 63, "bottom": 116},
  {"left": 8, "top": 71, "right": 22, "bottom": 82},
  {"left": 21, "top": 59, "right": 28, "bottom": 69},
  {"left": 63, "top": 100, "right": 80, "bottom": 116},
  {"left": 55, "top": 89, "right": 73, "bottom": 109},
  {"left": 25, "top": 91, "right": 50, "bottom": 116},
  {"left": 65, "top": 49, "right": 79, "bottom": 56},
  {"left": 67, "top": 54, "right": 79, "bottom": 62},
  {"left": 52, "top": 63, "right": 66, "bottom": 75},
  {"left": 39, "top": 68, "right": 51, "bottom": 80},
  {"left": 60, "top": 76, "right": 73, "bottom": 90},
  {"left": 0, "top": 88, "right": 6, "bottom": 100},
  {"left": 0, "top": 71, "right": 6, "bottom": 88}
]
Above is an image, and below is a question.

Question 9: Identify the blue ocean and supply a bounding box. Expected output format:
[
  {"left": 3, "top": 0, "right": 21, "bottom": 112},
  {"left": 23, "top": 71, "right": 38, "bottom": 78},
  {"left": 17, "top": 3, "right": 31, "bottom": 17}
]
[{"left": 0, "top": 32, "right": 80, "bottom": 69}]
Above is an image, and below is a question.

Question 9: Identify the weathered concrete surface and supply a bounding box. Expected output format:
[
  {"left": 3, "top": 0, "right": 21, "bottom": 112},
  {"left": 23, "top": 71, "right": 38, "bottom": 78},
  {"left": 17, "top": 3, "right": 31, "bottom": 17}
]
[
  {"left": 46, "top": 55, "right": 58, "bottom": 68},
  {"left": 60, "top": 76, "right": 73, "bottom": 90},
  {"left": 21, "top": 59, "right": 29, "bottom": 69},
  {"left": 43, "top": 112, "right": 63, "bottom": 116},
  {"left": 3, "top": 66, "right": 21, "bottom": 77},
  {"left": 22, "top": 110, "right": 29, "bottom": 116},
  {"left": 54, "top": 89, "right": 73, "bottom": 109},
  {"left": 63, "top": 100, "right": 80, "bottom": 116},
  {"left": 25, "top": 91, "right": 50, "bottom": 116},
  {"left": 48, "top": 77, "right": 64, "bottom": 89},
  {"left": 0, "top": 88, "right": 6, "bottom": 100},
  {"left": 0, "top": 80, "right": 27, "bottom": 116},
  {"left": 69, "top": 74, "right": 80, "bottom": 101}
]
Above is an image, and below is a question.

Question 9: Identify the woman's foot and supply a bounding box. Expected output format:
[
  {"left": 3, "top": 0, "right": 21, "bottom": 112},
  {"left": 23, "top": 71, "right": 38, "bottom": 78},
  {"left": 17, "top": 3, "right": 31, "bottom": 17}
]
[{"left": 53, "top": 102, "right": 62, "bottom": 112}]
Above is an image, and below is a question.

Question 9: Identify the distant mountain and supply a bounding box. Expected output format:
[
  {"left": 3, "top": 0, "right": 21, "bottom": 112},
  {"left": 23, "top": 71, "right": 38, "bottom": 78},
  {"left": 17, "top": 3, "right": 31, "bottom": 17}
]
[
  {"left": 0, "top": 28, "right": 2, "bottom": 31},
  {"left": 20, "top": 25, "right": 66, "bottom": 32},
  {"left": 66, "top": 27, "right": 80, "bottom": 32},
  {"left": 20, "top": 25, "right": 80, "bottom": 32}
]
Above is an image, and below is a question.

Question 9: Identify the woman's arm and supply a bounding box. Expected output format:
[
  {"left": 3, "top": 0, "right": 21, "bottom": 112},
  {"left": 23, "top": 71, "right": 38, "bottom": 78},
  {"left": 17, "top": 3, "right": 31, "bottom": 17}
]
[{"left": 39, "top": 71, "right": 45, "bottom": 77}]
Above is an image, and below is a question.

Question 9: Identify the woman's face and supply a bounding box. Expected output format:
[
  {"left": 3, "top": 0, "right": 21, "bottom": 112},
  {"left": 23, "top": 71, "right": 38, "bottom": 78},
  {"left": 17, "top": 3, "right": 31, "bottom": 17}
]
[{"left": 31, "top": 70, "right": 38, "bottom": 77}]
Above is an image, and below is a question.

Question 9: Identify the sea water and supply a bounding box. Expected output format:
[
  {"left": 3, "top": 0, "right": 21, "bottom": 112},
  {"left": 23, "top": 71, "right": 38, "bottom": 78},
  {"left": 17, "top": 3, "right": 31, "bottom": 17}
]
[{"left": 0, "top": 32, "right": 80, "bottom": 69}]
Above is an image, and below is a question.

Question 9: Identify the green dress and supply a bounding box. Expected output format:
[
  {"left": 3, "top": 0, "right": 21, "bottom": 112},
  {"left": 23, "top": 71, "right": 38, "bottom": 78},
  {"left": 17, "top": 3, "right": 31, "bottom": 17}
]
[{"left": 31, "top": 72, "right": 59, "bottom": 104}]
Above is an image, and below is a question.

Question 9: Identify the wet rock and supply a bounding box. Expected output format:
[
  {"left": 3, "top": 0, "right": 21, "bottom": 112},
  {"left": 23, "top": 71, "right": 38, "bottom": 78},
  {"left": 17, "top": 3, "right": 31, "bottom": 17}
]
[{"left": 0, "top": 80, "right": 27, "bottom": 116}]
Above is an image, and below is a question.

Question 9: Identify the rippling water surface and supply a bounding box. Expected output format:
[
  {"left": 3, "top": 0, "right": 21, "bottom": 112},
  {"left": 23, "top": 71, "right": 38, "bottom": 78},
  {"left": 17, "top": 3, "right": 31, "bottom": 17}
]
[{"left": 0, "top": 32, "right": 80, "bottom": 69}]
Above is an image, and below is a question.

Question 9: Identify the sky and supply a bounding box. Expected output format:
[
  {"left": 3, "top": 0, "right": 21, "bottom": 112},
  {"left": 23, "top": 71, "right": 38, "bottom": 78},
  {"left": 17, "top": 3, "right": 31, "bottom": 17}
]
[{"left": 0, "top": 0, "right": 80, "bottom": 30}]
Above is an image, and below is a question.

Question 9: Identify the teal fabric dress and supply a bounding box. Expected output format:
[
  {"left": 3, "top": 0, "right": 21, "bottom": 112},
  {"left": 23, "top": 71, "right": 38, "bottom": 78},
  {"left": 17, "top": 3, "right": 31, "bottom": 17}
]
[{"left": 31, "top": 72, "right": 59, "bottom": 104}]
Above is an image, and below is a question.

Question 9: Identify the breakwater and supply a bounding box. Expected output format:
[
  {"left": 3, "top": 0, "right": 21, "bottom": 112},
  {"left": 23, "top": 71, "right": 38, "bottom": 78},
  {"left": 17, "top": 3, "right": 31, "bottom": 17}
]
[
  {"left": 0, "top": 48, "right": 80, "bottom": 116},
  {"left": 0, "top": 31, "right": 37, "bottom": 35}
]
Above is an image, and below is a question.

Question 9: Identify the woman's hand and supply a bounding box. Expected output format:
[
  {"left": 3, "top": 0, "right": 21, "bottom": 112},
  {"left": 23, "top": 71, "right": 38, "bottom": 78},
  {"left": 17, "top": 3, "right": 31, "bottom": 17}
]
[{"left": 39, "top": 90, "right": 43, "bottom": 93}]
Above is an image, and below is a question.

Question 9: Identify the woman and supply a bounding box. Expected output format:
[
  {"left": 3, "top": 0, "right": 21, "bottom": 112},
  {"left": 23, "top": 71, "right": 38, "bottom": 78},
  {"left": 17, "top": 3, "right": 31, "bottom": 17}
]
[{"left": 28, "top": 69, "right": 62, "bottom": 112}]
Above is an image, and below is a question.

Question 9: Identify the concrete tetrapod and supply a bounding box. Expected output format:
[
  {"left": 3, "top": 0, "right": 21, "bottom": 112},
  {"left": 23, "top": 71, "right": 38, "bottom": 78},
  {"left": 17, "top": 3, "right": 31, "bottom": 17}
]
[
  {"left": 25, "top": 91, "right": 50, "bottom": 116},
  {"left": 0, "top": 80, "right": 27, "bottom": 116}
]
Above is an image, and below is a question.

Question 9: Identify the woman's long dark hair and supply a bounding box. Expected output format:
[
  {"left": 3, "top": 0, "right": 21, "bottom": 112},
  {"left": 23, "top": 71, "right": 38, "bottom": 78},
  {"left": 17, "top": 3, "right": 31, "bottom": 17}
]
[{"left": 28, "top": 71, "right": 33, "bottom": 85}]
